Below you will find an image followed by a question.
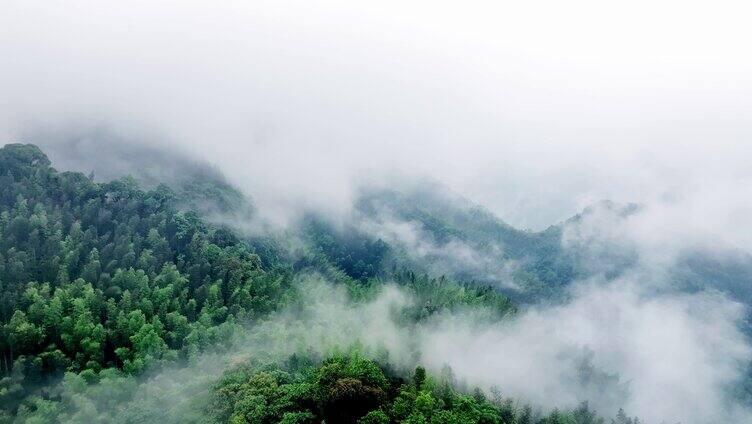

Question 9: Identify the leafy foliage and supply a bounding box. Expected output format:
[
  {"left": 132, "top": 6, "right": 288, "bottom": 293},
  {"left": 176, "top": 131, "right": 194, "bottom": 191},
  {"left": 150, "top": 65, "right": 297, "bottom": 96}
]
[
  {"left": 0, "top": 144, "right": 293, "bottom": 416},
  {"left": 0, "top": 144, "right": 652, "bottom": 424},
  {"left": 208, "top": 353, "right": 628, "bottom": 424}
]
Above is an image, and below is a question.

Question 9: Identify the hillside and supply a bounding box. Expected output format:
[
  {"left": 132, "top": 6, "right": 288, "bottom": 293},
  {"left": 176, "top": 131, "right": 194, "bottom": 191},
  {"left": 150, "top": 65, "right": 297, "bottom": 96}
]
[
  {"left": 0, "top": 144, "right": 537, "bottom": 423},
  {"left": 1, "top": 143, "right": 749, "bottom": 423}
]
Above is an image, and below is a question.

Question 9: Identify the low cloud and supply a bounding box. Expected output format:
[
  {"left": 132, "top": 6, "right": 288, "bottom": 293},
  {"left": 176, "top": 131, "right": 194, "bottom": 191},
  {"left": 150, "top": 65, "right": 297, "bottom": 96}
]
[
  {"left": 357, "top": 208, "right": 520, "bottom": 290},
  {"left": 33, "top": 275, "right": 752, "bottom": 424},
  {"left": 421, "top": 278, "right": 752, "bottom": 423}
]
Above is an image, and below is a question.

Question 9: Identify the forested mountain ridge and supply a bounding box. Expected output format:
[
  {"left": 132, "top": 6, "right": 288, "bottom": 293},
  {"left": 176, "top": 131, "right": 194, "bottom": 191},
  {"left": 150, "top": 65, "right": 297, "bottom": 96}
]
[
  {"left": 35, "top": 132, "right": 255, "bottom": 219},
  {"left": 0, "top": 144, "right": 539, "bottom": 422},
  {"left": 0, "top": 142, "right": 724, "bottom": 423},
  {"left": 320, "top": 186, "right": 752, "bottom": 307},
  {"left": 352, "top": 188, "right": 575, "bottom": 296},
  {"left": 299, "top": 188, "right": 634, "bottom": 304},
  {"left": 0, "top": 143, "right": 294, "bottom": 418}
]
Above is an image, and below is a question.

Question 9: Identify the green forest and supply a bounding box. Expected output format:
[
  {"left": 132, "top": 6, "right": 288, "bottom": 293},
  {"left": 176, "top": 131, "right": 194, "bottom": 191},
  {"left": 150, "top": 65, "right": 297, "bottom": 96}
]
[{"left": 0, "top": 143, "right": 719, "bottom": 423}]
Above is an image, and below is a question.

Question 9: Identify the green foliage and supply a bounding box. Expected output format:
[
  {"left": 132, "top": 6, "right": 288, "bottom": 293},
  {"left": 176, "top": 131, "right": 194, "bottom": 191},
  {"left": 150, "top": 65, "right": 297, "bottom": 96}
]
[
  {"left": 0, "top": 144, "right": 648, "bottom": 424},
  {"left": 359, "top": 409, "right": 389, "bottom": 424},
  {"left": 208, "top": 354, "right": 628, "bottom": 424},
  {"left": 0, "top": 144, "right": 293, "bottom": 416},
  {"left": 354, "top": 188, "right": 577, "bottom": 296},
  {"left": 300, "top": 214, "right": 391, "bottom": 281},
  {"left": 390, "top": 269, "right": 515, "bottom": 322}
]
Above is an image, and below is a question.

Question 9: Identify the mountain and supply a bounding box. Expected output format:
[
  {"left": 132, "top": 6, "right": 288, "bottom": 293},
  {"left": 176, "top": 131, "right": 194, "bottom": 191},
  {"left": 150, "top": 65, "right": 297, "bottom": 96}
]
[
  {"left": 1, "top": 143, "right": 747, "bottom": 423},
  {"left": 0, "top": 143, "right": 542, "bottom": 423}
]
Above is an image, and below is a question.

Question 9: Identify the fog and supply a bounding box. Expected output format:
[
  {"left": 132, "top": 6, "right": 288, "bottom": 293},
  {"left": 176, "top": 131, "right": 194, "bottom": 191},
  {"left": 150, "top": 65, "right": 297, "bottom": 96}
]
[
  {"left": 3, "top": 0, "right": 752, "bottom": 230},
  {"left": 422, "top": 279, "right": 752, "bottom": 423},
  {"left": 26, "top": 276, "right": 751, "bottom": 423},
  {"left": 3, "top": 1, "right": 752, "bottom": 423}
]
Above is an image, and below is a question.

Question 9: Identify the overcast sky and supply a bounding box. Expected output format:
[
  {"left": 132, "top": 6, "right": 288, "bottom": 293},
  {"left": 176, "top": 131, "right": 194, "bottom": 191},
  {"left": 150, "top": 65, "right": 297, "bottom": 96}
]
[
  {"left": 2, "top": 0, "right": 752, "bottom": 230},
  {"left": 4, "top": 4, "right": 752, "bottom": 422}
]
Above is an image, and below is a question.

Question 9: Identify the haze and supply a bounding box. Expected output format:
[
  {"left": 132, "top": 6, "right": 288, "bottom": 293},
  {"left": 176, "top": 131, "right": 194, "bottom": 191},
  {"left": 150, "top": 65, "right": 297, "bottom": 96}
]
[
  {"left": 3, "top": 0, "right": 752, "bottom": 232},
  {"left": 4, "top": 2, "right": 752, "bottom": 423}
]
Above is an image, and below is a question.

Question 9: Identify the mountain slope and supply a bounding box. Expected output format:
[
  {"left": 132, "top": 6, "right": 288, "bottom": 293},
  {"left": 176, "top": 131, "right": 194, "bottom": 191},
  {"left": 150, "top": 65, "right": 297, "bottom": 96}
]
[{"left": 0, "top": 143, "right": 521, "bottom": 422}]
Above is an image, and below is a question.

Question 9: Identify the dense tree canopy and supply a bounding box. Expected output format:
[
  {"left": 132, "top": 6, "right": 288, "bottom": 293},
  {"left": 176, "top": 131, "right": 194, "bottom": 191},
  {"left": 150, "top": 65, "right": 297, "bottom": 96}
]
[
  {"left": 207, "top": 353, "right": 625, "bottom": 424},
  {"left": 0, "top": 144, "right": 648, "bottom": 423},
  {"left": 0, "top": 144, "right": 292, "bottom": 418}
]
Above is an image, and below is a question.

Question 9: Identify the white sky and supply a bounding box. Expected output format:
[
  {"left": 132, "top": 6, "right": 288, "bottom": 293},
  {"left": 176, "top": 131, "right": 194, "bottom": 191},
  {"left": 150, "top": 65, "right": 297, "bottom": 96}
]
[
  {"left": 3, "top": 4, "right": 752, "bottom": 422},
  {"left": 2, "top": 0, "right": 752, "bottom": 229}
]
